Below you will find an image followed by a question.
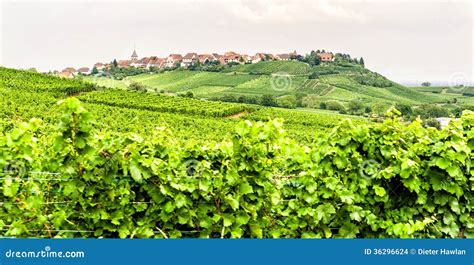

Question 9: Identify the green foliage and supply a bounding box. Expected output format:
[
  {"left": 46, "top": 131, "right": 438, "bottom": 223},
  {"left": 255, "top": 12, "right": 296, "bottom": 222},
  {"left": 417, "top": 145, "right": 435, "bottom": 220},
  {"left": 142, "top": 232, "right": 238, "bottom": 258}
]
[
  {"left": 303, "top": 51, "right": 321, "bottom": 67},
  {"left": 424, "top": 118, "right": 441, "bottom": 129},
  {"left": 129, "top": 82, "right": 148, "bottom": 92},
  {"left": 79, "top": 90, "right": 256, "bottom": 118},
  {"left": 107, "top": 66, "right": 148, "bottom": 80},
  {"left": 415, "top": 105, "right": 451, "bottom": 119},
  {"left": 261, "top": 94, "right": 277, "bottom": 107},
  {"left": 395, "top": 103, "right": 414, "bottom": 117},
  {"left": 347, "top": 99, "right": 364, "bottom": 115},
  {"left": 276, "top": 95, "right": 297, "bottom": 109},
  {"left": 350, "top": 72, "right": 392, "bottom": 88},
  {"left": 0, "top": 67, "right": 94, "bottom": 95},
  {"left": 225, "top": 61, "right": 311, "bottom": 75},
  {"left": 91, "top": 67, "right": 99, "bottom": 75},
  {"left": 1, "top": 99, "right": 472, "bottom": 238},
  {"left": 325, "top": 100, "right": 346, "bottom": 112}
]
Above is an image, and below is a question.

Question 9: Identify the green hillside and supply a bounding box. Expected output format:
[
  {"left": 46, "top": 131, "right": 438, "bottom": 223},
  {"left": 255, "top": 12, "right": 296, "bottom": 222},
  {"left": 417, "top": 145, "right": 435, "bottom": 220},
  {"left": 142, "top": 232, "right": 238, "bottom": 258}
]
[
  {"left": 0, "top": 67, "right": 365, "bottom": 143},
  {"left": 223, "top": 60, "right": 312, "bottom": 75},
  {"left": 88, "top": 60, "right": 474, "bottom": 115}
]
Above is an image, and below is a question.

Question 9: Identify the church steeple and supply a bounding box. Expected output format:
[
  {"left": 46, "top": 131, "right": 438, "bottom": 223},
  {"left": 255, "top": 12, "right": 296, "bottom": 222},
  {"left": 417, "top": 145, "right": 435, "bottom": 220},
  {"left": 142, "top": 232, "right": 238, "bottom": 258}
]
[{"left": 131, "top": 47, "right": 138, "bottom": 61}]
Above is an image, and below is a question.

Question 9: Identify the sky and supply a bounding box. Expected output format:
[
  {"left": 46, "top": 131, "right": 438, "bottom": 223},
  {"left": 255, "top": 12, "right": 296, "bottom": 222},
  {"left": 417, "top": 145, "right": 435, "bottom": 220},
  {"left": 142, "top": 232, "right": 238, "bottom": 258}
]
[{"left": 0, "top": 0, "right": 472, "bottom": 86}]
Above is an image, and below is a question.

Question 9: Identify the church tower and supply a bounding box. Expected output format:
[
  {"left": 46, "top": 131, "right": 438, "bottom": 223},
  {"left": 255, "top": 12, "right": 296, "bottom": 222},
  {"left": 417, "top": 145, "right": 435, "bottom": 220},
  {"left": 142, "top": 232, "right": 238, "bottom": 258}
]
[{"left": 131, "top": 49, "right": 138, "bottom": 61}]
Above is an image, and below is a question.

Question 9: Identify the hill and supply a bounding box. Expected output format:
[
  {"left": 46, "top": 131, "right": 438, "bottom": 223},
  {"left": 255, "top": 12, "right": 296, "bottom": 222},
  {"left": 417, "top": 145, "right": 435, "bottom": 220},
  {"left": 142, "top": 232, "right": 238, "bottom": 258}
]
[
  {"left": 0, "top": 67, "right": 365, "bottom": 143},
  {"left": 88, "top": 60, "right": 470, "bottom": 114}
]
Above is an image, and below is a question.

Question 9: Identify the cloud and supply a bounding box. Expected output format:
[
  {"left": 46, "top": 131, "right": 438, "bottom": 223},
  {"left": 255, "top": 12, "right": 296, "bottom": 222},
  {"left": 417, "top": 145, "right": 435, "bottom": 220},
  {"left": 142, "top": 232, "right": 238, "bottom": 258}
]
[{"left": 222, "top": 0, "right": 366, "bottom": 23}]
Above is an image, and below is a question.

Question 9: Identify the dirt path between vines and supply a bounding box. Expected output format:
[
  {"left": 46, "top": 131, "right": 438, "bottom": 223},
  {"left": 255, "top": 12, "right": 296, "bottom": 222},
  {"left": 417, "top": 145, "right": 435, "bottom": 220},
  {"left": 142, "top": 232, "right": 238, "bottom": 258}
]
[{"left": 227, "top": 112, "right": 248, "bottom": 119}]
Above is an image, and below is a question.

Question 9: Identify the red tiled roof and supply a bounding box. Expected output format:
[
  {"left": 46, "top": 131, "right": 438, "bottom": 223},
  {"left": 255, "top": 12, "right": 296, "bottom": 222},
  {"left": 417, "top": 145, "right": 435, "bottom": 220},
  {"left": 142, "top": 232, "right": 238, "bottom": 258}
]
[
  {"left": 118, "top": 60, "right": 131, "bottom": 67},
  {"left": 198, "top": 54, "right": 216, "bottom": 63},
  {"left": 183, "top": 53, "right": 198, "bottom": 60},
  {"left": 168, "top": 54, "right": 183, "bottom": 60},
  {"left": 62, "top": 67, "right": 76, "bottom": 73},
  {"left": 277, "top": 54, "right": 291, "bottom": 60}
]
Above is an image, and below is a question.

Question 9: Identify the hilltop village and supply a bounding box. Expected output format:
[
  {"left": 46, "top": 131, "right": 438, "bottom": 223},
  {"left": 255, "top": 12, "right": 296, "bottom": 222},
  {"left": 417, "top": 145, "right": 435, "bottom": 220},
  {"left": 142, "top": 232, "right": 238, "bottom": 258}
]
[{"left": 54, "top": 49, "right": 359, "bottom": 78}]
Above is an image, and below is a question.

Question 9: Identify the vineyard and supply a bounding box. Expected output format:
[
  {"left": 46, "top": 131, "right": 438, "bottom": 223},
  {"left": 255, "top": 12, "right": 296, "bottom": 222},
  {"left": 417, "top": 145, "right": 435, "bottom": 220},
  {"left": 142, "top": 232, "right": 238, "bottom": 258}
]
[
  {"left": 78, "top": 90, "right": 256, "bottom": 118},
  {"left": 127, "top": 71, "right": 258, "bottom": 93},
  {"left": 0, "top": 67, "right": 94, "bottom": 94},
  {"left": 0, "top": 98, "right": 472, "bottom": 238},
  {"left": 223, "top": 61, "right": 312, "bottom": 75},
  {"left": 89, "top": 61, "right": 474, "bottom": 112},
  {"left": 0, "top": 67, "right": 473, "bottom": 239},
  {"left": 0, "top": 67, "right": 360, "bottom": 144}
]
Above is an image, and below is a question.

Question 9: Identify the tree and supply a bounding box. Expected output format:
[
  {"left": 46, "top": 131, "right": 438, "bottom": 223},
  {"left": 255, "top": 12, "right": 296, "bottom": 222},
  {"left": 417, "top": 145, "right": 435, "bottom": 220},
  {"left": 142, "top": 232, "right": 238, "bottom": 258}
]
[
  {"left": 261, "top": 94, "right": 276, "bottom": 106},
  {"left": 276, "top": 95, "right": 297, "bottom": 109},
  {"left": 348, "top": 100, "right": 363, "bottom": 114},
  {"left": 304, "top": 50, "right": 321, "bottom": 66},
  {"left": 91, "top": 67, "right": 99, "bottom": 75},
  {"left": 309, "top": 72, "right": 319, "bottom": 79},
  {"left": 129, "top": 82, "right": 147, "bottom": 92},
  {"left": 113, "top": 59, "right": 118, "bottom": 68},
  {"left": 184, "top": 91, "right": 194, "bottom": 98},
  {"left": 325, "top": 100, "right": 346, "bottom": 112},
  {"left": 421, "top": 82, "right": 431, "bottom": 87},
  {"left": 395, "top": 103, "right": 413, "bottom": 117},
  {"left": 359, "top": 57, "right": 365, "bottom": 67}
]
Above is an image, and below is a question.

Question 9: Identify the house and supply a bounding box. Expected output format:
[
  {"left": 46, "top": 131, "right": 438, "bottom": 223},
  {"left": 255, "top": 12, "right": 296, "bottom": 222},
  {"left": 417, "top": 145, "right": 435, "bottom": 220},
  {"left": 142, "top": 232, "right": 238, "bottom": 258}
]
[
  {"left": 147, "top": 56, "right": 166, "bottom": 69},
  {"left": 198, "top": 54, "right": 217, "bottom": 64},
  {"left": 241, "top": 54, "right": 252, "bottom": 64},
  {"left": 223, "top": 51, "right": 241, "bottom": 64},
  {"left": 77, "top": 67, "right": 90, "bottom": 75},
  {"left": 118, "top": 60, "right": 131, "bottom": 68},
  {"left": 255, "top": 53, "right": 275, "bottom": 61},
  {"left": 182, "top": 53, "right": 199, "bottom": 68},
  {"left": 276, "top": 54, "right": 291, "bottom": 61},
  {"left": 165, "top": 54, "right": 183, "bottom": 68},
  {"left": 132, "top": 57, "right": 149, "bottom": 68},
  {"left": 62, "top": 67, "right": 77, "bottom": 74},
  {"left": 250, "top": 55, "right": 261, "bottom": 64},
  {"left": 58, "top": 71, "right": 75, "bottom": 78},
  {"left": 93, "top": 63, "right": 106, "bottom": 72},
  {"left": 319, "top": 52, "right": 334, "bottom": 62}
]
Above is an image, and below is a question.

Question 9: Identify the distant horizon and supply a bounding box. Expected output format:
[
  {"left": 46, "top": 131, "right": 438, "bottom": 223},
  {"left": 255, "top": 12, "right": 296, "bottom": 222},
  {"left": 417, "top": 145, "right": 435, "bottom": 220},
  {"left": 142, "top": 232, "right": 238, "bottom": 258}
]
[{"left": 1, "top": 0, "right": 472, "bottom": 86}]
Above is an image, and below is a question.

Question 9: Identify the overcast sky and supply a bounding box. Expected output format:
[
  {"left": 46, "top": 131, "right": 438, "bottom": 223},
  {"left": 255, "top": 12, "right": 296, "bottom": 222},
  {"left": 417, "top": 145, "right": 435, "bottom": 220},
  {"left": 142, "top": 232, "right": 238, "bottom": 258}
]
[{"left": 0, "top": 0, "right": 472, "bottom": 85}]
